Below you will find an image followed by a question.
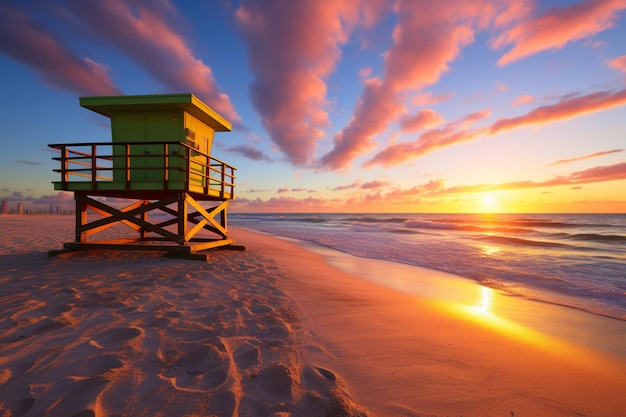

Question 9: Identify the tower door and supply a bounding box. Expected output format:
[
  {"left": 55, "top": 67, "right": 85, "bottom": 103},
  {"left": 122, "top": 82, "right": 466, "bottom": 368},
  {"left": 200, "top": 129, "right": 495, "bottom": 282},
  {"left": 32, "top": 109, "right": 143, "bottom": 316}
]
[{"left": 112, "top": 112, "right": 183, "bottom": 185}]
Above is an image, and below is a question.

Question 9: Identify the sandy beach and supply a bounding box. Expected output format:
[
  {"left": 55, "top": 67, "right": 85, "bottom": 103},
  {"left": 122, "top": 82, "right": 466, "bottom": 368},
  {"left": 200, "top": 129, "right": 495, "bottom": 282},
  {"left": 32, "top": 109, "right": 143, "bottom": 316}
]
[{"left": 1, "top": 215, "right": 625, "bottom": 417}]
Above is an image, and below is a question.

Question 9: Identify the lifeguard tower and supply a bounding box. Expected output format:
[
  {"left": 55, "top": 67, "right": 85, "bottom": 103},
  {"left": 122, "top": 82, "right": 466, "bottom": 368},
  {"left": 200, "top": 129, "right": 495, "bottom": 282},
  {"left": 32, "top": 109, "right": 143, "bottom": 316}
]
[{"left": 49, "top": 93, "right": 238, "bottom": 258}]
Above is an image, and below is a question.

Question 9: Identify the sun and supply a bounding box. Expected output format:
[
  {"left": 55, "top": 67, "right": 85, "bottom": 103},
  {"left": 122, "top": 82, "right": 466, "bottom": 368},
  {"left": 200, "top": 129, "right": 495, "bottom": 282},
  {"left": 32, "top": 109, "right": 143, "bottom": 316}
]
[{"left": 481, "top": 193, "right": 499, "bottom": 212}]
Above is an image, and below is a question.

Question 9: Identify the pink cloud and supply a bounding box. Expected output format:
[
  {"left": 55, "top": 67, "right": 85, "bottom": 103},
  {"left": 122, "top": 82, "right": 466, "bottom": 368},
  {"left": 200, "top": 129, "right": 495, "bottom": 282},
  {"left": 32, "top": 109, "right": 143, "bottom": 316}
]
[
  {"left": 493, "top": 0, "right": 626, "bottom": 66},
  {"left": 400, "top": 109, "right": 445, "bottom": 133},
  {"left": 440, "top": 162, "right": 626, "bottom": 194},
  {"left": 319, "top": 0, "right": 503, "bottom": 170},
  {"left": 224, "top": 144, "right": 272, "bottom": 162},
  {"left": 66, "top": 0, "right": 239, "bottom": 123},
  {"left": 359, "top": 67, "right": 373, "bottom": 78},
  {"left": 360, "top": 179, "right": 390, "bottom": 189},
  {"left": 491, "top": 88, "right": 626, "bottom": 134},
  {"left": 512, "top": 94, "right": 534, "bottom": 107},
  {"left": 365, "top": 110, "right": 490, "bottom": 167},
  {"left": 0, "top": 3, "right": 121, "bottom": 96},
  {"left": 319, "top": 78, "right": 403, "bottom": 169},
  {"left": 236, "top": 0, "right": 361, "bottom": 165},
  {"left": 547, "top": 149, "right": 623, "bottom": 166},
  {"left": 365, "top": 125, "right": 488, "bottom": 168},
  {"left": 366, "top": 85, "right": 626, "bottom": 168},
  {"left": 607, "top": 55, "right": 626, "bottom": 72},
  {"left": 333, "top": 179, "right": 362, "bottom": 191},
  {"left": 410, "top": 92, "right": 455, "bottom": 106},
  {"left": 363, "top": 162, "right": 626, "bottom": 203}
]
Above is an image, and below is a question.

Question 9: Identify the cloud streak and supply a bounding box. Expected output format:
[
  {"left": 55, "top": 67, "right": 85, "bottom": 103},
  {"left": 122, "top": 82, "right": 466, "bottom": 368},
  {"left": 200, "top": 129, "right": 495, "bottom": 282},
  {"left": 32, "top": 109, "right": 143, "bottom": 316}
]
[
  {"left": 493, "top": 0, "right": 626, "bottom": 65},
  {"left": 0, "top": 2, "right": 121, "bottom": 96},
  {"left": 490, "top": 88, "right": 626, "bottom": 134},
  {"left": 235, "top": 0, "right": 364, "bottom": 165},
  {"left": 224, "top": 144, "right": 272, "bottom": 162},
  {"left": 547, "top": 149, "right": 624, "bottom": 166},
  {"left": 319, "top": 0, "right": 493, "bottom": 170},
  {"left": 66, "top": 0, "right": 239, "bottom": 123},
  {"left": 367, "top": 87, "right": 626, "bottom": 168},
  {"left": 365, "top": 111, "right": 490, "bottom": 167},
  {"left": 607, "top": 55, "right": 626, "bottom": 72}
]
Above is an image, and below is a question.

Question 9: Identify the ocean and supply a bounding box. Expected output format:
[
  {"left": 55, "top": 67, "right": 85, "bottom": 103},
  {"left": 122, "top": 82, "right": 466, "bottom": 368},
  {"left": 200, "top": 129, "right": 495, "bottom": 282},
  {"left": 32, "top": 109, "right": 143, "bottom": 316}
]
[{"left": 231, "top": 213, "right": 626, "bottom": 321}]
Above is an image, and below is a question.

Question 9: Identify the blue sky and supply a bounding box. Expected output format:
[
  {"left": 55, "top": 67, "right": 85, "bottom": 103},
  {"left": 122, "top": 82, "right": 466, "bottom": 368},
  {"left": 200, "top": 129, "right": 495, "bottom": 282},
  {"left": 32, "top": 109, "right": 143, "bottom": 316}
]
[{"left": 1, "top": 0, "right": 625, "bottom": 213}]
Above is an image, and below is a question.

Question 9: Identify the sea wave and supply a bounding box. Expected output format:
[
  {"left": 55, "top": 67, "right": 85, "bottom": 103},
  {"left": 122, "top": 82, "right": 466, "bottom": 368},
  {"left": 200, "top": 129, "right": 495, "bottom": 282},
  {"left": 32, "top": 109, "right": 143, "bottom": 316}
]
[
  {"left": 566, "top": 233, "right": 626, "bottom": 243},
  {"left": 474, "top": 235, "right": 572, "bottom": 248}
]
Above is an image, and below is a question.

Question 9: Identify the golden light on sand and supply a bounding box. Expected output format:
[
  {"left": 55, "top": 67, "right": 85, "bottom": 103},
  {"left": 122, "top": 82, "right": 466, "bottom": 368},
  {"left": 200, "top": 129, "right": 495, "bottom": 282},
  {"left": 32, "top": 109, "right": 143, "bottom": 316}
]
[{"left": 454, "top": 286, "right": 570, "bottom": 354}]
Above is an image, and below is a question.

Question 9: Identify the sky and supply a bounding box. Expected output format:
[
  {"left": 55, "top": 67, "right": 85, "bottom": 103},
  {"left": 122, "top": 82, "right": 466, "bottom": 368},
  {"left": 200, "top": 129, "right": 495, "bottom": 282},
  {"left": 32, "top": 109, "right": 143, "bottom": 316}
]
[{"left": 1, "top": 0, "right": 625, "bottom": 214}]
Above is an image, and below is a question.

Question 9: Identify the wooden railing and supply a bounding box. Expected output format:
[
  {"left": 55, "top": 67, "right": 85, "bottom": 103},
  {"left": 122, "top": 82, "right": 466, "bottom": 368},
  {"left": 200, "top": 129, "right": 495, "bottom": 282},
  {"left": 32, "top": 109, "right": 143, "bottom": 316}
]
[{"left": 48, "top": 141, "right": 236, "bottom": 198}]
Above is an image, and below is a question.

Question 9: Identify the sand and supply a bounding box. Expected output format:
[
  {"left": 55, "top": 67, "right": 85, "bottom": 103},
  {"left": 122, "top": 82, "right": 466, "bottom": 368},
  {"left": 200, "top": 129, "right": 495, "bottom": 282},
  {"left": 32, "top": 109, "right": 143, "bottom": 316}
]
[{"left": 1, "top": 215, "right": 625, "bottom": 417}]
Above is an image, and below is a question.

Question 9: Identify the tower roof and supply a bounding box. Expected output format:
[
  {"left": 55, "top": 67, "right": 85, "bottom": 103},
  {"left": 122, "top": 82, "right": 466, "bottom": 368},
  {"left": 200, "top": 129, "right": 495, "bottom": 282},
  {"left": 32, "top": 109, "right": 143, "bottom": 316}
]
[{"left": 79, "top": 93, "right": 232, "bottom": 132}]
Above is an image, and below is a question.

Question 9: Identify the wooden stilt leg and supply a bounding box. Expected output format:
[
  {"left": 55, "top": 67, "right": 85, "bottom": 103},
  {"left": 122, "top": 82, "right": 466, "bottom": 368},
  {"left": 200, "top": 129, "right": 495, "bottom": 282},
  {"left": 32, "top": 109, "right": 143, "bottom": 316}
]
[
  {"left": 178, "top": 193, "right": 187, "bottom": 245},
  {"left": 75, "top": 193, "right": 87, "bottom": 243},
  {"left": 140, "top": 199, "right": 149, "bottom": 238}
]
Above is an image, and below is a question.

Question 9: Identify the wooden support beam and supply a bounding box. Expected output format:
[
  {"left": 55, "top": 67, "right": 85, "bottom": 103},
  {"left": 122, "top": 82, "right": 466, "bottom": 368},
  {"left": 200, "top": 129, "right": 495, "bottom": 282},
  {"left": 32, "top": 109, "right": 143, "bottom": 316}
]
[
  {"left": 185, "top": 196, "right": 229, "bottom": 238},
  {"left": 65, "top": 191, "right": 232, "bottom": 255}
]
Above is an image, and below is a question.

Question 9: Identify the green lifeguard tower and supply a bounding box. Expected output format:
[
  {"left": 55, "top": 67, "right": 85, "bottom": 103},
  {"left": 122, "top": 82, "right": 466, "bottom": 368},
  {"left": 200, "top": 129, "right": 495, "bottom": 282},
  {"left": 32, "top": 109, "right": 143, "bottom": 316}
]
[{"left": 49, "top": 93, "right": 238, "bottom": 258}]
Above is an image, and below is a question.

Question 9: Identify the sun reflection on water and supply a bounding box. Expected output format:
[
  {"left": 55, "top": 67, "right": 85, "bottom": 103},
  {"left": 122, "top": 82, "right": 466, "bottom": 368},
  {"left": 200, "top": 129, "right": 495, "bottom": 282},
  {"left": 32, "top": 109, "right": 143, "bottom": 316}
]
[
  {"left": 476, "top": 286, "right": 493, "bottom": 314},
  {"left": 451, "top": 285, "right": 568, "bottom": 354},
  {"left": 479, "top": 243, "right": 500, "bottom": 257}
]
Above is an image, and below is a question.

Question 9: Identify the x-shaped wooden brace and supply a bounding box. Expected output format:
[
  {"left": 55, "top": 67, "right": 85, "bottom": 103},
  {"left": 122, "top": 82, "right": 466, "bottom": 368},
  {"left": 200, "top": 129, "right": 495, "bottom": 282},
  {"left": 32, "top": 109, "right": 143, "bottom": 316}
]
[{"left": 75, "top": 193, "right": 229, "bottom": 245}]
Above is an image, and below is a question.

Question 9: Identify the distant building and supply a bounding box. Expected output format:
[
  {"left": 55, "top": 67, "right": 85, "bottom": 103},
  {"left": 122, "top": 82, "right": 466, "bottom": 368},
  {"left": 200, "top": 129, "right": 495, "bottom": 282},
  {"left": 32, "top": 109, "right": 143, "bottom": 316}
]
[
  {"left": 1, "top": 200, "right": 7, "bottom": 215},
  {"left": 17, "top": 202, "right": 23, "bottom": 215}
]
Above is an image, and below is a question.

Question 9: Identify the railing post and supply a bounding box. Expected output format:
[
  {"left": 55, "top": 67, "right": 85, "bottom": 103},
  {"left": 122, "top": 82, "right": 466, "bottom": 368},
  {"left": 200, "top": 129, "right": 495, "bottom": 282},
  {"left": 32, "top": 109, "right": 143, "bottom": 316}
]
[
  {"left": 230, "top": 166, "right": 235, "bottom": 198},
  {"left": 185, "top": 146, "right": 191, "bottom": 190},
  {"left": 163, "top": 143, "right": 169, "bottom": 189},
  {"left": 125, "top": 143, "right": 131, "bottom": 189},
  {"left": 61, "top": 146, "right": 69, "bottom": 189},
  {"left": 221, "top": 163, "right": 225, "bottom": 198},
  {"left": 91, "top": 144, "right": 97, "bottom": 190}
]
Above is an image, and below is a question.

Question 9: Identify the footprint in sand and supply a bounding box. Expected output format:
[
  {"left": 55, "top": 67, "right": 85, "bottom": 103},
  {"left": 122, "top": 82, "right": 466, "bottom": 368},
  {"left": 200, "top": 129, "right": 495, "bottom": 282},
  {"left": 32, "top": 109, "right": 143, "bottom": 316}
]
[
  {"left": 233, "top": 341, "right": 260, "bottom": 369},
  {"left": 92, "top": 326, "right": 142, "bottom": 348},
  {"left": 253, "top": 363, "right": 295, "bottom": 401},
  {"left": 160, "top": 343, "right": 229, "bottom": 391},
  {"left": 74, "top": 353, "right": 124, "bottom": 377}
]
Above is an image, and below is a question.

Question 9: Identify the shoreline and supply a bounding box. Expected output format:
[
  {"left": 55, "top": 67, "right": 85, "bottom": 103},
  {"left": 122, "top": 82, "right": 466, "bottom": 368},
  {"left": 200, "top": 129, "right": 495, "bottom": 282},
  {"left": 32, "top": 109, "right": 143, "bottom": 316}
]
[
  {"left": 232, "top": 227, "right": 626, "bottom": 417},
  {"left": 1, "top": 216, "right": 625, "bottom": 416},
  {"left": 262, "top": 231, "right": 626, "bottom": 356}
]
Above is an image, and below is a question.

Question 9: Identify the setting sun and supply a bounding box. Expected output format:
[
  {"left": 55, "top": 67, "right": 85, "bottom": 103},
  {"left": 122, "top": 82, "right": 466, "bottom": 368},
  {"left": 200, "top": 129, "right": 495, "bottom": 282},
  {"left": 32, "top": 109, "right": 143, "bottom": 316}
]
[{"left": 481, "top": 193, "right": 499, "bottom": 212}]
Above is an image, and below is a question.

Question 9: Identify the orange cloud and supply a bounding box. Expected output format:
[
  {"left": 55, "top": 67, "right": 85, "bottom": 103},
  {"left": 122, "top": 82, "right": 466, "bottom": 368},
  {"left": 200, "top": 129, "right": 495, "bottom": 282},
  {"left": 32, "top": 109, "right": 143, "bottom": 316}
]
[
  {"left": 512, "top": 94, "right": 534, "bottom": 107},
  {"left": 333, "top": 179, "right": 362, "bottom": 191},
  {"left": 410, "top": 92, "right": 455, "bottom": 106},
  {"left": 360, "top": 179, "right": 390, "bottom": 189},
  {"left": 400, "top": 109, "right": 445, "bottom": 133},
  {"left": 365, "top": 110, "right": 490, "bottom": 167},
  {"left": 236, "top": 0, "right": 362, "bottom": 165},
  {"left": 319, "top": 0, "right": 500, "bottom": 170},
  {"left": 491, "top": 88, "right": 626, "bottom": 134},
  {"left": 356, "top": 162, "right": 626, "bottom": 208},
  {"left": 320, "top": 79, "right": 403, "bottom": 169},
  {"left": 441, "top": 162, "right": 626, "bottom": 194},
  {"left": 66, "top": 0, "right": 239, "bottom": 123},
  {"left": 607, "top": 55, "right": 626, "bottom": 72},
  {"left": 547, "top": 149, "right": 624, "bottom": 166},
  {"left": 367, "top": 85, "right": 626, "bottom": 168},
  {"left": 493, "top": 0, "right": 626, "bottom": 65},
  {"left": 0, "top": 3, "right": 121, "bottom": 96}
]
